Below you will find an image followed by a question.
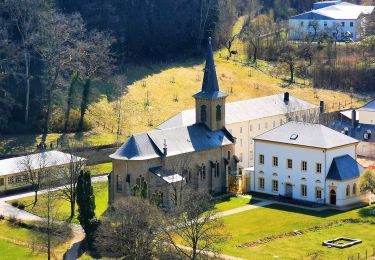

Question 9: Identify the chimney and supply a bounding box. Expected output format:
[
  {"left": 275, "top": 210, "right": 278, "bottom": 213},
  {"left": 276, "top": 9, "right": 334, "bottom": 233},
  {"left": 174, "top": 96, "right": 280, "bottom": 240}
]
[
  {"left": 163, "top": 139, "right": 168, "bottom": 156},
  {"left": 319, "top": 101, "right": 325, "bottom": 114},
  {"left": 352, "top": 109, "right": 357, "bottom": 128},
  {"left": 284, "top": 92, "right": 289, "bottom": 104}
]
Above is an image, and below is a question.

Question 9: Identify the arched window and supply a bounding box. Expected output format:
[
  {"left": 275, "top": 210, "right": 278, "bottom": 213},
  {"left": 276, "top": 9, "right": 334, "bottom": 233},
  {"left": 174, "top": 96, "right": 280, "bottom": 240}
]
[
  {"left": 216, "top": 105, "right": 222, "bottom": 121},
  {"left": 352, "top": 183, "right": 357, "bottom": 195},
  {"left": 346, "top": 185, "right": 350, "bottom": 197},
  {"left": 201, "top": 105, "right": 207, "bottom": 122}
]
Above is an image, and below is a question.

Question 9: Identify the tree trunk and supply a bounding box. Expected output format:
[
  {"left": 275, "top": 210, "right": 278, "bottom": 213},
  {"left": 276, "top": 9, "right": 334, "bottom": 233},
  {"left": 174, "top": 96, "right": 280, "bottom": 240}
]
[
  {"left": 253, "top": 47, "right": 257, "bottom": 63},
  {"left": 64, "top": 72, "right": 79, "bottom": 133},
  {"left": 70, "top": 199, "right": 75, "bottom": 219},
  {"left": 33, "top": 189, "right": 38, "bottom": 206},
  {"left": 24, "top": 51, "right": 30, "bottom": 125},
  {"left": 192, "top": 243, "right": 197, "bottom": 260},
  {"left": 42, "top": 72, "right": 59, "bottom": 144},
  {"left": 290, "top": 64, "right": 294, "bottom": 83},
  {"left": 78, "top": 79, "right": 90, "bottom": 132}
]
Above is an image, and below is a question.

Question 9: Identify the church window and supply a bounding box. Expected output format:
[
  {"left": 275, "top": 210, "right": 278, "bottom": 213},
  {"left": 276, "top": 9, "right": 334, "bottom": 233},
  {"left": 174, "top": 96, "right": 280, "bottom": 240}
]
[
  {"left": 216, "top": 162, "right": 220, "bottom": 177},
  {"left": 126, "top": 174, "right": 131, "bottom": 183},
  {"left": 301, "top": 184, "right": 307, "bottom": 197},
  {"left": 201, "top": 105, "right": 207, "bottom": 122},
  {"left": 116, "top": 175, "right": 123, "bottom": 192},
  {"left": 202, "top": 165, "right": 206, "bottom": 180},
  {"left": 352, "top": 183, "right": 357, "bottom": 195},
  {"left": 228, "top": 151, "right": 231, "bottom": 160},
  {"left": 346, "top": 185, "right": 350, "bottom": 197},
  {"left": 216, "top": 105, "right": 222, "bottom": 121},
  {"left": 316, "top": 187, "right": 322, "bottom": 199}
]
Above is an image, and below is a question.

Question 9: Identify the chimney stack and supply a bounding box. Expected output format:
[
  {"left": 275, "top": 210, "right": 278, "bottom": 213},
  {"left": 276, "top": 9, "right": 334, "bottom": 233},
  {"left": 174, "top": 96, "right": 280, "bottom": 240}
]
[
  {"left": 163, "top": 139, "right": 168, "bottom": 156},
  {"left": 352, "top": 109, "right": 357, "bottom": 128},
  {"left": 319, "top": 101, "right": 325, "bottom": 114},
  {"left": 284, "top": 92, "right": 289, "bottom": 104}
]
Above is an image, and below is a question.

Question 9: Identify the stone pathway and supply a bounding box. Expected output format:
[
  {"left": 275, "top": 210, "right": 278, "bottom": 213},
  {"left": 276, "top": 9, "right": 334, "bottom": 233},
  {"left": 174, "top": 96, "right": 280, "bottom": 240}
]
[
  {"left": 176, "top": 244, "right": 246, "bottom": 260},
  {"left": 214, "top": 201, "right": 273, "bottom": 218}
]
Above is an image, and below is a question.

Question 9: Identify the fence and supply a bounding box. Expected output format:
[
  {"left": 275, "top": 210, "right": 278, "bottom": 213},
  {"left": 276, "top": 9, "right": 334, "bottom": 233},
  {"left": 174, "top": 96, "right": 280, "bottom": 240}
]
[{"left": 347, "top": 247, "right": 375, "bottom": 260}]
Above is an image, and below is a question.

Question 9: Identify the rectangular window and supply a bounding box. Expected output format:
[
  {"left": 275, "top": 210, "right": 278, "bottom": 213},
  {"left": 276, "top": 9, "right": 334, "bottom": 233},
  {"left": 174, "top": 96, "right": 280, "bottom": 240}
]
[
  {"left": 273, "top": 121, "right": 276, "bottom": 127},
  {"left": 250, "top": 125, "right": 253, "bottom": 131},
  {"left": 300, "top": 21, "right": 304, "bottom": 26},
  {"left": 240, "top": 153, "right": 243, "bottom": 162},
  {"left": 272, "top": 156, "right": 278, "bottom": 167},
  {"left": 0, "top": 178, "right": 4, "bottom": 186},
  {"left": 250, "top": 151, "right": 254, "bottom": 160},
  {"left": 301, "top": 184, "right": 307, "bottom": 197},
  {"left": 240, "top": 139, "right": 243, "bottom": 147},
  {"left": 324, "top": 21, "right": 327, "bottom": 27},
  {"left": 116, "top": 175, "right": 123, "bottom": 192},
  {"left": 258, "top": 124, "right": 261, "bottom": 130},
  {"left": 216, "top": 163, "right": 220, "bottom": 177},
  {"left": 8, "top": 176, "right": 14, "bottom": 185},
  {"left": 259, "top": 154, "right": 265, "bottom": 165},
  {"left": 316, "top": 187, "right": 322, "bottom": 199},
  {"left": 272, "top": 180, "right": 279, "bottom": 193},
  {"left": 287, "top": 159, "right": 293, "bottom": 169},
  {"left": 258, "top": 177, "right": 265, "bottom": 190},
  {"left": 265, "top": 122, "right": 268, "bottom": 129},
  {"left": 15, "top": 175, "right": 22, "bottom": 184},
  {"left": 350, "top": 21, "right": 354, "bottom": 27},
  {"left": 301, "top": 161, "right": 307, "bottom": 171},
  {"left": 316, "top": 163, "right": 322, "bottom": 173},
  {"left": 341, "top": 22, "right": 345, "bottom": 27},
  {"left": 280, "top": 119, "right": 283, "bottom": 125},
  {"left": 240, "top": 127, "right": 242, "bottom": 134}
]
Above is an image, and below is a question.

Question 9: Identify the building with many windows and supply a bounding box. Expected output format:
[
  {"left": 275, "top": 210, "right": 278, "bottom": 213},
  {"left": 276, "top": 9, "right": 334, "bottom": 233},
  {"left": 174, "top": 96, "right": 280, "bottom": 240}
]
[
  {"left": 109, "top": 39, "right": 237, "bottom": 208},
  {"left": 158, "top": 93, "right": 319, "bottom": 169},
  {"left": 253, "top": 121, "right": 366, "bottom": 207},
  {"left": 288, "top": 1, "right": 374, "bottom": 42}
]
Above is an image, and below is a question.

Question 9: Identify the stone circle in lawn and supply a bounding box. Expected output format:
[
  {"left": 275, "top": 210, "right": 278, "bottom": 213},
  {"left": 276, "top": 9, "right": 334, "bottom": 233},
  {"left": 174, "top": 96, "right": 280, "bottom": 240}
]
[{"left": 322, "top": 237, "right": 362, "bottom": 249}]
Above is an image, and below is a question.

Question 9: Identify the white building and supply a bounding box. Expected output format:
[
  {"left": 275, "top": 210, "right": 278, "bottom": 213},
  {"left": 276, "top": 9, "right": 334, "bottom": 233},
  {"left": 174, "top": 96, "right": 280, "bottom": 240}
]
[
  {"left": 289, "top": 1, "right": 374, "bottom": 42},
  {"left": 253, "top": 121, "right": 366, "bottom": 207},
  {"left": 158, "top": 93, "right": 319, "bottom": 169}
]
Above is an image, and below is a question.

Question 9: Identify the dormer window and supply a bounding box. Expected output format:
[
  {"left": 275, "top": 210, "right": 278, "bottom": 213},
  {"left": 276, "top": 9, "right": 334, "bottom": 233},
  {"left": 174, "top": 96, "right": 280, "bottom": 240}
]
[
  {"left": 201, "top": 105, "right": 207, "bottom": 122},
  {"left": 216, "top": 105, "right": 222, "bottom": 121}
]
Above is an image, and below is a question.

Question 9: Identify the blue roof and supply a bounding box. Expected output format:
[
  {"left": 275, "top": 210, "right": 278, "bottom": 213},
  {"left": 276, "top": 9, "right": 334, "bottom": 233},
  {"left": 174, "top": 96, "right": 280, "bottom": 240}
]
[
  {"left": 328, "top": 120, "right": 375, "bottom": 142},
  {"left": 327, "top": 155, "right": 363, "bottom": 181},
  {"left": 110, "top": 123, "right": 234, "bottom": 161},
  {"left": 194, "top": 38, "right": 227, "bottom": 100}
]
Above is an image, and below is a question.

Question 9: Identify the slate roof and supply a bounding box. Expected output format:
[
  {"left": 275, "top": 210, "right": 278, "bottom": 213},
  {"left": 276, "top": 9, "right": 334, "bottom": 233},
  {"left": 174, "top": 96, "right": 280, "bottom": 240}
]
[
  {"left": 110, "top": 123, "right": 234, "bottom": 161},
  {"left": 149, "top": 166, "right": 184, "bottom": 184},
  {"left": 357, "top": 99, "right": 375, "bottom": 112},
  {"left": 0, "top": 151, "right": 86, "bottom": 177},
  {"left": 193, "top": 38, "right": 227, "bottom": 100},
  {"left": 290, "top": 2, "right": 374, "bottom": 20},
  {"left": 157, "top": 94, "right": 318, "bottom": 129},
  {"left": 254, "top": 121, "right": 359, "bottom": 149},
  {"left": 328, "top": 121, "right": 375, "bottom": 142},
  {"left": 327, "top": 155, "right": 363, "bottom": 181}
]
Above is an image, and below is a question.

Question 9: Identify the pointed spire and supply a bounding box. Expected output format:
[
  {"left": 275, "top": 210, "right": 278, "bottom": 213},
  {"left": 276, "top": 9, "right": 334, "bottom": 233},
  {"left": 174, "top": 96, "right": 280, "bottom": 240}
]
[{"left": 194, "top": 38, "right": 227, "bottom": 99}]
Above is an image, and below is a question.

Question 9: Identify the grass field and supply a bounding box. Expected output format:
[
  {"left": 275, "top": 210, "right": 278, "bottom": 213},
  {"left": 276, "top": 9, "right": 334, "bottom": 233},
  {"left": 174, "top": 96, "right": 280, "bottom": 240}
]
[
  {"left": 8, "top": 182, "right": 108, "bottom": 224},
  {"left": 214, "top": 196, "right": 261, "bottom": 212},
  {"left": 216, "top": 203, "right": 375, "bottom": 259},
  {"left": 88, "top": 162, "right": 112, "bottom": 175},
  {"left": 0, "top": 219, "right": 72, "bottom": 259}
]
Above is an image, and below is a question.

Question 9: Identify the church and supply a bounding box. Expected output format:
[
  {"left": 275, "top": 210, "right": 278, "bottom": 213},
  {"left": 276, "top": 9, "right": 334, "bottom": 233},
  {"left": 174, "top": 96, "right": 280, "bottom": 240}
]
[{"left": 109, "top": 39, "right": 237, "bottom": 207}]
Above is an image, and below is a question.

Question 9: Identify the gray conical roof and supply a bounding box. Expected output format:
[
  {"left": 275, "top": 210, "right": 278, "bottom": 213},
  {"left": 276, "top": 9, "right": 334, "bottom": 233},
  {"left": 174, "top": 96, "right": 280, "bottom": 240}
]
[{"left": 194, "top": 38, "right": 227, "bottom": 99}]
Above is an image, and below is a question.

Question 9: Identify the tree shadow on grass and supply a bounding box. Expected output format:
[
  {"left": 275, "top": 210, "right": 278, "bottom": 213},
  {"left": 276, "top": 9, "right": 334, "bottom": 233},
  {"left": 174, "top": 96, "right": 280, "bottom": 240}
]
[{"left": 261, "top": 203, "right": 344, "bottom": 218}]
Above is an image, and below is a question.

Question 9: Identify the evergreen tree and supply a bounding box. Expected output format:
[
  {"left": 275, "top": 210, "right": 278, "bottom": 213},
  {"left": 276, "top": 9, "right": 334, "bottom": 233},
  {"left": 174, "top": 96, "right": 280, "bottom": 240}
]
[{"left": 76, "top": 170, "right": 97, "bottom": 246}]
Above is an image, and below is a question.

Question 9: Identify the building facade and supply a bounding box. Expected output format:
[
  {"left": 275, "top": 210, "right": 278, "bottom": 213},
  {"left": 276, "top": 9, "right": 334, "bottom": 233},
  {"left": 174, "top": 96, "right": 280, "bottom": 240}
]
[
  {"left": 288, "top": 1, "right": 374, "bottom": 42},
  {"left": 158, "top": 93, "right": 319, "bottom": 169},
  {"left": 109, "top": 39, "right": 237, "bottom": 207},
  {"left": 253, "top": 122, "right": 366, "bottom": 207}
]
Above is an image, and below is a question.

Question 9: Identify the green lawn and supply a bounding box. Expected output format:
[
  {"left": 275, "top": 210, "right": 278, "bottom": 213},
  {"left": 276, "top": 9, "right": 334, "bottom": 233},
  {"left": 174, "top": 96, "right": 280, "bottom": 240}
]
[
  {"left": 8, "top": 181, "right": 108, "bottom": 224},
  {"left": 217, "top": 203, "right": 375, "bottom": 259},
  {"left": 88, "top": 162, "right": 112, "bottom": 175},
  {"left": 214, "top": 196, "right": 261, "bottom": 212},
  {"left": 0, "top": 239, "right": 46, "bottom": 260}
]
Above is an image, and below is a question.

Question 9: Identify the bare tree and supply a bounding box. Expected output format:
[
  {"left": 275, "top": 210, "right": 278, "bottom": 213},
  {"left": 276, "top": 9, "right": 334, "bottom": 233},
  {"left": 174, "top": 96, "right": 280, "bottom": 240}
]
[
  {"left": 56, "top": 145, "right": 87, "bottom": 219},
  {"left": 33, "top": 11, "right": 84, "bottom": 143},
  {"left": 225, "top": 34, "right": 238, "bottom": 58},
  {"left": 241, "top": 14, "right": 273, "bottom": 63},
  {"left": 20, "top": 153, "right": 51, "bottom": 207},
  {"left": 95, "top": 197, "right": 166, "bottom": 259},
  {"left": 1, "top": 0, "right": 45, "bottom": 125},
  {"left": 76, "top": 31, "right": 114, "bottom": 131},
  {"left": 278, "top": 40, "right": 298, "bottom": 83},
  {"left": 162, "top": 189, "right": 227, "bottom": 260}
]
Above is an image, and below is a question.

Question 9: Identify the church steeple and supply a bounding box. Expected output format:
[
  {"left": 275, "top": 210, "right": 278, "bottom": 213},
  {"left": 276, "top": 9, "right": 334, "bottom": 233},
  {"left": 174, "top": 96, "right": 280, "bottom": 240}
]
[{"left": 194, "top": 38, "right": 227, "bottom": 131}]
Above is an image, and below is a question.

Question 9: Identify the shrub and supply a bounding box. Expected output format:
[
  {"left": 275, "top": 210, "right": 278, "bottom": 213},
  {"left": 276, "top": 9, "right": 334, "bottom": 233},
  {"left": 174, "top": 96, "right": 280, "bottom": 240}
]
[
  {"left": 17, "top": 203, "right": 25, "bottom": 210},
  {"left": 11, "top": 201, "right": 19, "bottom": 207},
  {"left": 0, "top": 215, "right": 4, "bottom": 220}
]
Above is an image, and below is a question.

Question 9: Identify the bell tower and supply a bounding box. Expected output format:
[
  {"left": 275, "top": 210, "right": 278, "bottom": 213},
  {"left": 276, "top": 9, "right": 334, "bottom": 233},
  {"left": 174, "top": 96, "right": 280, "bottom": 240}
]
[{"left": 194, "top": 38, "right": 227, "bottom": 131}]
